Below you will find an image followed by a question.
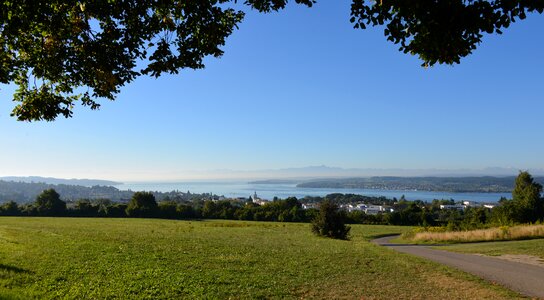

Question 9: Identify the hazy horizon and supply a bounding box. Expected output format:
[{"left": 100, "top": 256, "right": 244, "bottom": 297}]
[{"left": 2, "top": 165, "right": 543, "bottom": 183}]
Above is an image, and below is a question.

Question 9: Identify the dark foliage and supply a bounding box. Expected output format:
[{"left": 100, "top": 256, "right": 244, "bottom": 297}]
[
  {"left": 34, "top": 189, "right": 66, "bottom": 216},
  {"left": 311, "top": 200, "right": 351, "bottom": 240},
  {"left": 105, "top": 204, "right": 128, "bottom": 218},
  {"left": 492, "top": 171, "right": 544, "bottom": 224},
  {"left": 0, "top": 201, "right": 20, "bottom": 216},
  {"left": 126, "top": 191, "right": 158, "bottom": 218},
  {"left": 1, "top": 1, "right": 541, "bottom": 121},
  {"left": 72, "top": 199, "right": 99, "bottom": 217},
  {"left": 158, "top": 201, "right": 179, "bottom": 219},
  {"left": 350, "top": 0, "right": 543, "bottom": 66}
]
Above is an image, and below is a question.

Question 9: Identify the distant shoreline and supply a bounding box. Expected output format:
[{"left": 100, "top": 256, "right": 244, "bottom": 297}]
[
  {"left": 0, "top": 176, "right": 122, "bottom": 187},
  {"left": 291, "top": 176, "right": 544, "bottom": 194}
]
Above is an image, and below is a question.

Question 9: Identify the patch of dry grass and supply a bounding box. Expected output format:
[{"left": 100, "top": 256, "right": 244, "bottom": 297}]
[{"left": 411, "top": 224, "right": 544, "bottom": 243}]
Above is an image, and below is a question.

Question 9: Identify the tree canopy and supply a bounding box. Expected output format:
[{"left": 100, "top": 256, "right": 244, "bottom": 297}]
[
  {"left": 126, "top": 191, "right": 158, "bottom": 217},
  {"left": 1, "top": 0, "right": 542, "bottom": 121},
  {"left": 311, "top": 200, "right": 351, "bottom": 239},
  {"left": 511, "top": 171, "right": 543, "bottom": 223},
  {"left": 493, "top": 171, "right": 544, "bottom": 224},
  {"left": 35, "top": 188, "right": 66, "bottom": 215}
]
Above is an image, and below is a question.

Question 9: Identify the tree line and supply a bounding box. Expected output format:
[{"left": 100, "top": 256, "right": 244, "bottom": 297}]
[
  {"left": 1, "top": 172, "right": 542, "bottom": 231},
  {"left": 0, "top": 189, "right": 314, "bottom": 222},
  {"left": 0, "top": 180, "right": 217, "bottom": 203}
]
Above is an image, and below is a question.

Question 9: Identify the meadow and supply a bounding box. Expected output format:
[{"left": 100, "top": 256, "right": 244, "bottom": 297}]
[
  {"left": 438, "top": 239, "right": 544, "bottom": 260},
  {"left": 0, "top": 217, "right": 522, "bottom": 299},
  {"left": 408, "top": 224, "right": 544, "bottom": 243}
]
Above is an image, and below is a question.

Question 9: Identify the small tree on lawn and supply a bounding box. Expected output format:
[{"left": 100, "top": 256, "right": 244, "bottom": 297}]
[{"left": 311, "top": 200, "right": 351, "bottom": 240}]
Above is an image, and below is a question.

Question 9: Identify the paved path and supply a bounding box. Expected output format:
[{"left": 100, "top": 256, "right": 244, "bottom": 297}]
[{"left": 372, "top": 235, "right": 544, "bottom": 299}]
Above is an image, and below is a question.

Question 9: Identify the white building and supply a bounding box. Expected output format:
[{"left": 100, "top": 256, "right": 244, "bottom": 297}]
[
  {"left": 439, "top": 204, "right": 466, "bottom": 210},
  {"left": 342, "top": 204, "right": 366, "bottom": 212},
  {"left": 302, "top": 203, "right": 319, "bottom": 210},
  {"left": 462, "top": 201, "right": 480, "bottom": 207},
  {"left": 364, "top": 205, "right": 386, "bottom": 215},
  {"left": 252, "top": 191, "right": 268, "bottom": 206}
]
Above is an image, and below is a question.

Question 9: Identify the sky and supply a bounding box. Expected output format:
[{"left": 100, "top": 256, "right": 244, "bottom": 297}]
[{"left": 1, "top": 2, "right": 543, "bottom": 181}]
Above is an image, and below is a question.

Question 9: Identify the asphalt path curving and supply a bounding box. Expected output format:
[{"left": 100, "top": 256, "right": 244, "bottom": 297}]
[{"left": 372, "top": 235, "right": 544, "bottom": 299}]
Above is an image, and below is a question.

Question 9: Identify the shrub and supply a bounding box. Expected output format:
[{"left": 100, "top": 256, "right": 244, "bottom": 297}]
[
  {"left": 158, "top": 201, "right": 178, "bottom": 219},
  {"left": 126, "top": 192, "right": 158, "bottom": 218},
  {"left": 0, "top": 201, "right": 21, "bottom": 216},
  {"left": 311, "top": 200, "right": 351, "bottom": 240},
  {"left": 35, "top": 189, "right": 66, "bottom": 216}
]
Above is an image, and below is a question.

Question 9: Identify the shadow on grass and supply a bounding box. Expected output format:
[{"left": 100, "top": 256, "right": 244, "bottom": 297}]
[
  {"left": 367, "top": 233, "right": 403, "bottom": 240},
  {"left": 382, "top": 242, "right": 450, "bottom": 247},
  {"left": 372, "top": 235, "right": 449, "bottom": 247},
  {"left": 0, "top": 264, "right": 32, "bottom": 274}
]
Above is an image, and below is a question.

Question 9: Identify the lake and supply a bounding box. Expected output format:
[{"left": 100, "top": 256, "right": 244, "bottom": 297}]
[{"left": 114, "top": 181, "right": 510, "bottom": 203}]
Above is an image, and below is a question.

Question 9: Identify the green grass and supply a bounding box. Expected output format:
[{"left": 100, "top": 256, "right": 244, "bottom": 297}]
[
  {"left": 0, "top": 217, "right": 523, "bottom": 299},
  {"left": 437, "top": 239, "right": 544, "bottom": 259}
]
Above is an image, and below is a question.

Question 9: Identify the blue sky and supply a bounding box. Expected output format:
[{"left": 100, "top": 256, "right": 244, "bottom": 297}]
[{"left": 1, "top": 2, "right": 543, "bottom": 181}]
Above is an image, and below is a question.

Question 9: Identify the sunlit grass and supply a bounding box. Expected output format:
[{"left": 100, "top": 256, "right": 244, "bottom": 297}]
[
  {"left": 0, "top": 217, "right": 521, "bottom": 299},
  {"left": 438, "top": 238, "right": 544, "bottom": 260},
  {"left": 409, "top": 224, "right": 544, "bottom": 243}
]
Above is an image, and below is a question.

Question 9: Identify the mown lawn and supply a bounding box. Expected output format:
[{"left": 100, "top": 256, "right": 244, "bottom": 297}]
[
  {"left": 437, "top": 238, "right": 544, "bottom": 259},
  {"left": 0, "top": 217, "right": 522, "bottom": 299}
]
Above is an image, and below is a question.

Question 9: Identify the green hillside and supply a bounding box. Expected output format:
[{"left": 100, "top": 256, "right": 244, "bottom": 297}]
[{"left": 0, "top": 218, "right": 521, "bottom": 299}]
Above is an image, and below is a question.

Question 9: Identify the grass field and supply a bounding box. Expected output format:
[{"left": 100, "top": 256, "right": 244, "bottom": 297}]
[
  {"left": 0, "top": 217, "right": 523, "bottom": 299},
  {"left": 437, "top": 239, "right": 544, "bottom": 260},
  {"left": 408, "top": 224, "right": 544, "bottom": 243}
]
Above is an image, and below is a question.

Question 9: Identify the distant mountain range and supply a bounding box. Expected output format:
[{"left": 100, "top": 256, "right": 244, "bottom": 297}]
[
  {"left": 264, "top": 166, "right": 544, "bottom": 178},
  {"left": 248, "top": 179, "right": 299, "bottom": 184},
  {"left": 196, "top": 165, "right": 544, "bottom": 180},
  {"left": 0, "top": 176, "right": 121, "bottom": 187}
]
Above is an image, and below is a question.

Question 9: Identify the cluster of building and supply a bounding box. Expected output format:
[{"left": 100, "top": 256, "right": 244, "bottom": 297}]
[
  {"left": 231, "top": 191, "right": 498, "bottom": 214},
  {"left": 439, "top": 201, "right": 496, "bottom": 211},
  {"left": 301, "top": 203, "right": 318, "bottom": 210},
  {"left": 301, "top": 202, "right": 394, "bottom": 215},
  {"left": 230, "top": 192, "right": 270, "bottom": 206},
  {"left": 341, "top": 203, "right": 394, "bottom": 215}
]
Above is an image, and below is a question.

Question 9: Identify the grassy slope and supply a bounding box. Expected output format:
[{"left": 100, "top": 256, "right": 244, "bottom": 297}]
[
  {"left": 0, "top": 217, "right": 522, "bottom": 299},
  {"left": 437, "top": 239, "right": 544, "bottom": 259}
]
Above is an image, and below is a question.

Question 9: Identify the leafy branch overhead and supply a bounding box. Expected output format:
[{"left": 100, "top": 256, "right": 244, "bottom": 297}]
[
  {"left": 350, "top": 0, "right": 543, "bottom": 66},
  {"left": 1, "top": 1, "right": 542, "bottom": 121}
]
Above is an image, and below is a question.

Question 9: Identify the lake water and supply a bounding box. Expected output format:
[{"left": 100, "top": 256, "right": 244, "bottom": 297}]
[{"left": 114, "top": 181, "right": 510, "bottom": 203}]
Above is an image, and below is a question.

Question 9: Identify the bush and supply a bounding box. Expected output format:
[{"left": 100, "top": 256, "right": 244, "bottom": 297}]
[
  {"left": 126, "top": 192, "right": 158, "bottom": 218},
  {"left": 35, "top": 189, "right": 66, "bottom": 216},
  {"left": 105, "top": 204, "right": 128, "bottom": 217},
  {"left": 0, "top": 201, "right": 20, "bottom": 216},
  {"left": 158, "top": 201, "right": 178, "bottom": 219},
  {"left": 311, "top": 200, "right": 351, "bottom": 240},
  {"left": 72, "top": 199, "right": 99, "bottom": 217}
]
